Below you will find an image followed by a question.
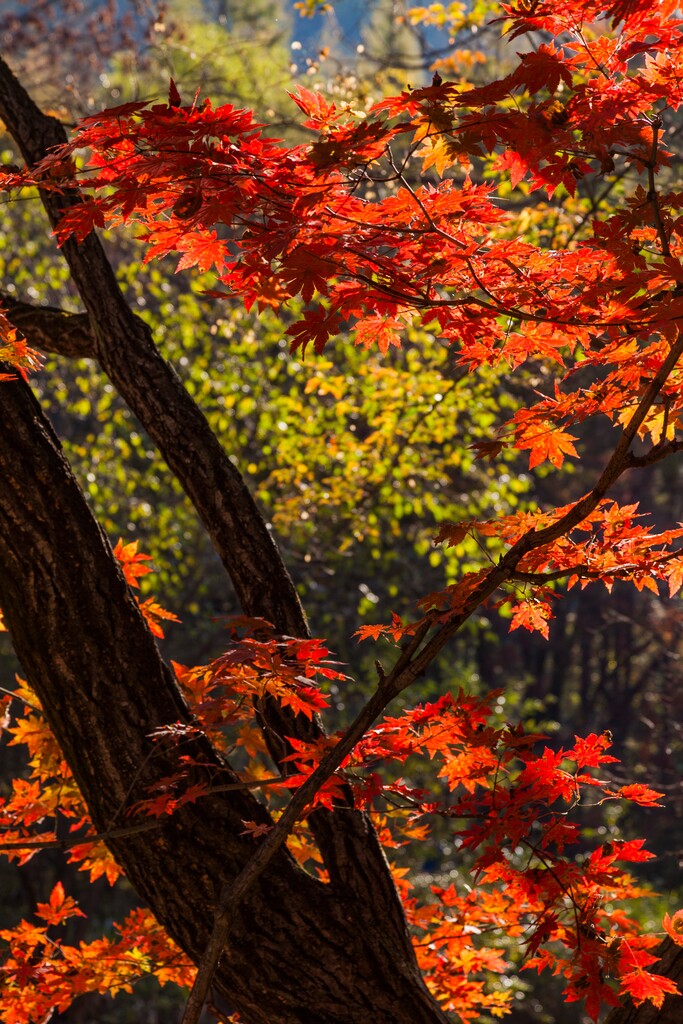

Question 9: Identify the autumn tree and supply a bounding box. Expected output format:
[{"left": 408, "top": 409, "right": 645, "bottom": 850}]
[{"left": 2, "top": 1, "right": 683, "bottom": 1023}]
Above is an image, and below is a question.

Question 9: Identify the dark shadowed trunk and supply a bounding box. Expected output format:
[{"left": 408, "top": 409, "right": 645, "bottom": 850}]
[
  {"left": 0, "top": 47, "right": 435, "bottom": 963},
  {"left": 0, "top": 370, "right": 448, "bottom": 1024}
]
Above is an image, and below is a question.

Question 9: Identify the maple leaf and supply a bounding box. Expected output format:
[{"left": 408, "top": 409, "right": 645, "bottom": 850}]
[
  {"left": 240, "top": 820, "right": 273, "bottom": 839},
  {"left": 279, "top": 250, "right": 334, "bottom": 304},
  {"left": 608, "top": 839, "right": 656, "bottom": 863},
  {"left": 276, "top": 683, "right": 330, "bottom": 719},
  {"left": 286, "top": 307, "right": 343, "bottom": 355},
  {"left": 0, "top": 306, "right": 42, "bottom": 380},
  {"left": 175, "top": 230, "right": 226, "bottom": 274},
  {"left": 289, "top": 85, "right": 341, "bottom": 130},
  {"left": 617, "top": 783, "right": 664, "bottom": 806},
  {"left": 67, "top": 841, "right": 123, "bottom": 886},
  {"left": 355, "top": 623, "right": 388, "bottom": 642},
  {"left": 514, "top": 44, "right": 574, "bottom": 96},
  {"left": 35, "top": 883, "right": 84, "bottom": 926},
  {"left": 53, "top": 199, "right": 107, "bottom": 245},
  {"left": 667, "top": 557, "right": 683, "bottom": 597},
  {"left": 566, "top": 733, "right": 619, "bottom": 768},
  {"left": 496, "top": 149, "right": 531, "bottom": 191},
  {"left": 137, "top": 790, "right": 178, "bottom": 819},
  {"left": 516, "top": 421, "right": 579, "bottom": 469},
  {"left": 509, "top": 600, "right": 553, "bottom": 639},
  {"left": 168, "top": 78, "right": 182, "bottom": 108},
  {"left": 354, "top": 315, "right": 403, "bottom": 354},
  {"left": 619, "top": 970, "right": 678, "bottom": 1008},
  {"left": 470, "top": 439, "right": 505, "bottom": 462},
  {"left": 354, "top": 612, "right": 409, "bottom": 643},
  {"left": 136, "top": 597, "right": 180, "bottom": 639},
  {"left": 113, "top": 538, "right": 153, "bottom": 588}
]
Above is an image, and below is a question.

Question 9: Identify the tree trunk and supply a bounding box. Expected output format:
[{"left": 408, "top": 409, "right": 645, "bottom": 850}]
[
  {"left": 0, "top": 50, "right": 414, "bottom": 930},
  {"left": 0, "top": 52, "right": 308, "bottom": 640},
  {"left": 0, "top": 371, "right": 447, "bottom": 1023}
]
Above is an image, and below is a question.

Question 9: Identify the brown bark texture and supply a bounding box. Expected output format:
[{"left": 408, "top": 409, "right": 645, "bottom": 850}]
[
  {"left": 0, "top": 50, "right": 406, "bottom": 896},
  {"left": 0, "top": 54, "right": 449, "bottom": 1024},
  {"left": 0, "top": 371, "right": 447, "bottom": 1024}
]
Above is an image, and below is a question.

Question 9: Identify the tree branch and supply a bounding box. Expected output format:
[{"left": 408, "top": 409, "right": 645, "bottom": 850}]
[
  {"left": 0, "top": 52, "right": 343, "bottom": 832},
  {"left": 646, "top": 116, "right": 672, "bottom": 259},
  {"left": 181, "top": 675, "right": 403, "bottom": 1024},
  {"left": 179, "top": 323, "right": 683, "bottom": 1022},
  {"left": 0, "top": 55, "right": 309, "bottom": 642},
  {"left": 391, "top": 327, "right": 683, "bottom": 689},
  {"left": 1, "top": 293, "right": 95, "bottom": 359}
]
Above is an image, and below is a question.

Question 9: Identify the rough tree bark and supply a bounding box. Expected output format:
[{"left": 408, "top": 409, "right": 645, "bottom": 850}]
[
  {"left": 0, "top": 55, "right": 308, "bottom": 639},
  {"left": 0, "top": 50, "right": 420, "bottom": 932},
  {"left": 0, "top": 370, "right": 447, "bottom": 1024},
  {"left": 0, "top": 54, "right": 451, "bottom": 1024}
]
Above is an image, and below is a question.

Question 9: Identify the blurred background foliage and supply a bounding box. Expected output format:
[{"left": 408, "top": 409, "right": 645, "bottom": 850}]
[{"left": 1, "top": 1, "right": 682, "bottom": 1021}]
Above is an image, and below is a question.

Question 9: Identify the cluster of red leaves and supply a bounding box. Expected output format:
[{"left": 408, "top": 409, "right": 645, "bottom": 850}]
[
  {"left": 0, "top": 540, "right": 176, "bottom": 877},
  {"left": 186, "top": 628, "right": 342, "bottom": 722},
  {"left": 357, "top": 497, "right": 683, "bottom": 643},
  {"left": 1, "top": 0, "right": 680, "bottom": 371},
  {"left": 2, "top": 0, "right": 683, "bottom": 1019},
  {"left": 113, "top": 538, "right": 180, "bottom": 637},
  {"left": 0, "top": 677, "right": 113, "bottom": 875},
  {"left": 1, "top": 651, "right": 676, "bottom": 1021},
  {"left": 0, "top": 303, "right": 41, "bottom": 381},
  {"left": 427, "top": 499, "right": 683, "bottom": 639},
  {"left": 132, "top": 623, "right": 344, "bottom": 819},
  {"left": 273, "top": 688, "right": 675, "bottom": 1017},
  {"left": 174, "top": 622, "right": 341, "bottom": 735},
  {"left": 1, "top": 1, "right": 680, "bottom": 380},
  {"left": 0, "top": 614, "right": 347, "bottom": 1020},
  {"left": 0, "top": 688, "right": 194, "bottom": 1022},
  {"left": 0, "top": 553, "right": 676, "bottom": 1021},
  {"left": 0, "top": 544, "right": 193, "bottom": 1020},
  {"left": 0, "top": 890, "right": 193, "bottom": 1024}
]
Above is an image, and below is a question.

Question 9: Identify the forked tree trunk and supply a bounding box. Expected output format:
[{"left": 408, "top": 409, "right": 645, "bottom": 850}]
[
  {"left": 0, "top": 52, "right": 451, "bottom": 1023},
  {"left": 0, "top": 48, "right": 409, "bottom": 908},
  {"left": 0, "top": 372, "right": 448, "bottom": 1023}
]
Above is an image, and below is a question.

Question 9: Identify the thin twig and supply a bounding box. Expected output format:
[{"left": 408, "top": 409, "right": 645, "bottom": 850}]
[
  {"left": 389, "top": 328, "right": 683, "bottom": 690},
  {"left": 646, "top": 116, "right": 671, "bottom": 259},
  {"left": 626, "top": 439, "right": 683, "bottom": 468},
  {"left": 0, "top": 820, "right": 159, "bottom": 852},
  {"left": 0, "top": 777, "right": 285, "bottom": 853},
  {"left": 0, "top": 683, "right": 41, "bottom": 712}
]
